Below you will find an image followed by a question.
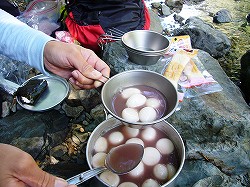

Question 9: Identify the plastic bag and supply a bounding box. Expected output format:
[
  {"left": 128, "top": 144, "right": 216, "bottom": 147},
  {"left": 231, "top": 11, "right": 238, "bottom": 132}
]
[
  {"left": 0, "top": 54, "right": 31, "bottom": 95},
  {"left": 163, "top": 49, "right": 223, "bottom": 99},
  {"left": 17, "top": 0, "right": 60, "bottom": 36}
]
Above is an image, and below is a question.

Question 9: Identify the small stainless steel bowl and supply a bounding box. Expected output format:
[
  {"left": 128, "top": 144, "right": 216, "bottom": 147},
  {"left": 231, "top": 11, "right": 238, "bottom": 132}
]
[
  {"left": 121, "top": 30, "right": 169, "bottom": 65},
  {"left": 86, "top": 118, "right": 185, "bottom": 187},
  {"left": 101, "top": 70, "right": 178, "bottom": 128},
  {"left": 122, "top": 30, "right": 169, "bottom": 53}
]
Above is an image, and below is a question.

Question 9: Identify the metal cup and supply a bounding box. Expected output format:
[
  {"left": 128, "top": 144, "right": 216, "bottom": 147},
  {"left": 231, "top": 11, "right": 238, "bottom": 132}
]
[{"left": 101, "top": 70, "right": 178, "bottom": 128}]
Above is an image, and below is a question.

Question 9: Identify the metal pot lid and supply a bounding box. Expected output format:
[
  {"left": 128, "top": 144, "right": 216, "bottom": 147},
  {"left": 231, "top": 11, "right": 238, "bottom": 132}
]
[{"left": 16, "top": 74, "right": 69, "bottom": 111}]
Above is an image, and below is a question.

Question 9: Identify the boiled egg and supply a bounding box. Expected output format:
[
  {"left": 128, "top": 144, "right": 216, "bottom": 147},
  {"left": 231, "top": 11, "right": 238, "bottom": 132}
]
[
  {"left": 92, "top": 152, "right": 107, "bottom": 168},
  {"left": 142, "top": 179, "right": 160, "bottom": 187},
  {"left": 94, "top": 137, "right": 108, "bottom": 153},
  {"left": 142, "top": 147, "right": 161, "bottom": 166},
  {"left": 121, "top": 125, "right": 139, "bottom": 138},
  {"left": 100, "top": 170, "right": 120, "bottom": 187},
  {"left": 153, "top": 164, "right": 168, "bottom": 180},
  {"left": 139, "top": 107, "right": 157, "bottom": 122},
  {"left": 156, "top": 138, "right": 174, "bottom": 154},
  {"left": 141, "top": 127, "right": 157, "bottom": 142},
  {"left": 125, "top": 138, "right": 144, "bottom": 147},
  {"left": 126, "top": 93, "right": 146, "bottom": 108},
  {"left": 121, "top": 108, "right": 139, "bottom": 122},
  {"left": 108, "top": 131, "right": 124, "bottom": 145},
  {"left": 146, "top": 97, "right": 161, "bottom": 108},
  {"left": 121, "top": 87, "right": 141, "bottom": 99}
]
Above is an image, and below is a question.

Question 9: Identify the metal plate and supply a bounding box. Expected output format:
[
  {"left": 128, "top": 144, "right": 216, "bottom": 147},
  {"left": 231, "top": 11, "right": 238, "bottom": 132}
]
[{"left": 17, "top": 74, "right": 70, "bottom": 111}]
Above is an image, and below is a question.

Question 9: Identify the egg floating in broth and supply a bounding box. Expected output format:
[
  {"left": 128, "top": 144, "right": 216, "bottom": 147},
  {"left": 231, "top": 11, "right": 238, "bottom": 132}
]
[
  {"left": 156, "top": 138, "right": 174, "bottom": 155},
  {"left": 112, "top": 85, "right": 167, "bottom": 123},
  {"left": 92, "top": 152, "right": 107, "bottom": 168},
  {"left": 100, "top": 170, "right": 120, "bottom": 186},
  {"left": 94, "top": 137, "right": 108, "bottom": 153},
  {"left": 141, "top": 179, "right": 160, "bottom": 187},
  {"left": 108, "top": 131, "right": 124, "bottom": 145},
  {"left": 118, "top": 182, "right": 138, "bottom": 187},
  {"left": 121, "top": 88, "right": 141, "bottom": 99},
  {"left": 126, "top": 93, "right": 147, "bottom": 108},
  {"left": 142, "top": 147, "right": 161, "bottom": 166},
  {"left": 166, "top": 164, "right": 177, "bottom": 180},
  {"left": 153, "top": 164, "right": 168, "bottom": 180},
  {"left": 122, "top": 108, "right": 139, "bottom": 123},
  {"left": 126, "top": 138, "right": 144, "bottom": 147},
  {"left": 121, "top": 126, "right": 140, "bottom": 138},
  {"left": 146, "top": 97, "right": 161, "bottom": 108},
  {"left": 141, "top": 127, "right": 157, "bottom": 142},
  {"left": 128, "top": 161, "right": 144, "bottom": 178},
  {"left": 139, "top": 107, "right": 157, "bottom": 122}
]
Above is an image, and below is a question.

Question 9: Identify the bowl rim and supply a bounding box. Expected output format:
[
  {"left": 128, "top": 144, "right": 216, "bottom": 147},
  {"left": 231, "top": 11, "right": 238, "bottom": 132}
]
[
  {"left": 121, "top": 30, "right": 170, "bottom": 54},
  {"left": 101, "top": 70, "right": 179, "bottom": 126}
]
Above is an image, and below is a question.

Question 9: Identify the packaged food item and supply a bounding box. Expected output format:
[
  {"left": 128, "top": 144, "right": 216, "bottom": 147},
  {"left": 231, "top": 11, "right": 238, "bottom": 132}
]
[
  {"left": 14, "top": 79, "right": 48, "bottom": 105},
  {"left": 165, "top": 35, "right": 192, "bottom": 56},
  {"left": 163, "top": 49, "right": 223, "bottom": 101}
]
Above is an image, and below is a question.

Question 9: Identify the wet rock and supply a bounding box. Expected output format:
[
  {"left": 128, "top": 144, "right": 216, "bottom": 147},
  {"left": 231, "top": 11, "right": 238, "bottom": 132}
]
[
  {"left": 161, "top": 4, "right": 172, "bottom": 16},
  {"left": 66, "top": 87, "right": 102, "bottom": 113},
  {"left": 240, "top": 50, "right": 250, "bottom": 105},
  {"left": 173, "top": 13, "right": 185, "bottom": 24},
  {"left": 213, "top": 9, "right": 232, "bottom": 23},
  {"left": 148, "top": 9, "right": 164, "bottom": 33},
  {"left": 0, "top": 109, "right": 69, "bottom": 158},
  {"left": 62, "top": 102, "right": 84, "bottom": 118},
  {"left": 151, "top": 2, "right": 161, "bottom": 9},
  {"left": 1, "top": 101, "right": 11, "bottom": 117},
  {"left": 165, "top": 0, "right": 184, "bottom": 13},
  {"left": 246, "top": 13, "right": 250, "bottom": 24},
  {"left": 171, "top": 16, "right": 231, "bottom": 57}
]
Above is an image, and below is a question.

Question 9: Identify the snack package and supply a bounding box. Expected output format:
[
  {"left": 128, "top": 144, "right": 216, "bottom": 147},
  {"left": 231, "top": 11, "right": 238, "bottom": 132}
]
[
  {"left": 178, "top": 50, "right": 223, "bottom": 98},
  {"left": 163, "top": 49, "right": 223, "bottom": 102},
  {"left": 165, "top": 35, "right": 192, "bottom": 56},
  {"left": 55, "top": 31, "right": 80, "bottom": 44}
]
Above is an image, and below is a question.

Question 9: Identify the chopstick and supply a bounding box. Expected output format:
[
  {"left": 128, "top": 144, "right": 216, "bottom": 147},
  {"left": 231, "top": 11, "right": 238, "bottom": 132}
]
[{"left": 95, "top": 74, "right": 109, "bottom": 84}]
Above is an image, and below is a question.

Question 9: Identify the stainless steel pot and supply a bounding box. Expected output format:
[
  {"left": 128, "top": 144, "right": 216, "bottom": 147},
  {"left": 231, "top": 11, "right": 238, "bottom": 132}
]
[
  {"left": 101, "top": 70, "right": 178, "bottom": 128},
  {"left": 86, "top": 118, "right": 185, "bottom": 187}
]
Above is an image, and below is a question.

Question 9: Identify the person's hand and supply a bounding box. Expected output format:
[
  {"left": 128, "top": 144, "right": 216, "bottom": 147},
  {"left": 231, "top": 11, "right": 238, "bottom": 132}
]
[
  {"left": 43, "top": 41, "right": 110, "bottom": 89},
  {"left": 0, "top": 143, "right": 76, "bottom": 187}
]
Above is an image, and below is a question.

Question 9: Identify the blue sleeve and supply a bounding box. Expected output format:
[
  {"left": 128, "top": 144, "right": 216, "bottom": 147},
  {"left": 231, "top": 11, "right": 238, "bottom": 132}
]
[{"left": 0, "top": 9, "right": 54, "bottom": 75}]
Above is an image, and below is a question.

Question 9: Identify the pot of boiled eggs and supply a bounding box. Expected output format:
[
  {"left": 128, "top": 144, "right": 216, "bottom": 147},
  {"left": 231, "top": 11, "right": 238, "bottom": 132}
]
[
  {"left": 86, "top": 117, "right": 185, "bottom": 187},
  {"left": 85, "top": 70, "right": 184, "bottom": 186},
  {"left": 101, "top": 70, "right": 178, "bottom": 128}
]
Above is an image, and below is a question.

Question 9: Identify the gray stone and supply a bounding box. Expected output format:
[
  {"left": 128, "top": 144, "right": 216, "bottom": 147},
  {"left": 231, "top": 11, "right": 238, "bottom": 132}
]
[
  {"left": 149, "top": 9, "right": 164, "bottom": 33},
  {"left": 171, "top": 16, "right": 231, "bottom": 57},
  {"left": 161, "top": 4, "right": 172, "bottom": 16},
  {"left": 213, "top": 9, "right": 232, "bottom": 23},
  {"left": 165, "top": 0, "right": 184, "bottom": 13},
  {"left": 0, "top": 109, "right": 69, "bottom": 158},
  {"left": 62, "top": 102, "right": 84, "bottom": 118}
]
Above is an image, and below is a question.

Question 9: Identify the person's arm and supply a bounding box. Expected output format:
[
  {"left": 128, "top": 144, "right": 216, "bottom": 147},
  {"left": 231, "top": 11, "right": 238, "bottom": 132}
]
[
  {"left": 0, "top": 9, "right": 53, "bottom": 75},
  {"left": 0, "top": 143, "right": 76, "bottom": 187},
  {"left": 0, "top": 9, "right": 110, "bottom": 89}
]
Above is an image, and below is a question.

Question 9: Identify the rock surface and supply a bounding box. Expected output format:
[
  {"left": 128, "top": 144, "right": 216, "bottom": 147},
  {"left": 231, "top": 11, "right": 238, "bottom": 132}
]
[{"left": 171, "top": 17, "right": 231, "bottom": 58}]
